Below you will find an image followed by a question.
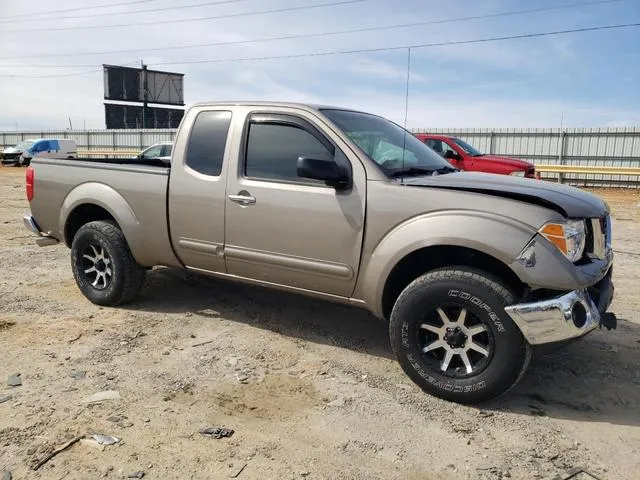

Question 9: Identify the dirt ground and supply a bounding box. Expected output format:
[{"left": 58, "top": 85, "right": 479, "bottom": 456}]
[{"left": 1, "top": 166, "right": 639, "bottom": 480}]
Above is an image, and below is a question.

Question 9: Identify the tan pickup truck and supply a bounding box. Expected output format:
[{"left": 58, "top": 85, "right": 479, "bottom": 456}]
[{"left": 23, "top": 102, "right": 616, "bottom": 403}]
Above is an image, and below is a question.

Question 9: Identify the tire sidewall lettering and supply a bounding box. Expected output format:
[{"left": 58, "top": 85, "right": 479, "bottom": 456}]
[
  {"left": 447, "top": 289, "right": 506, "bottom": 334},
  {"left": 406, "top": 353, "right": 487, "bottom": 392}
]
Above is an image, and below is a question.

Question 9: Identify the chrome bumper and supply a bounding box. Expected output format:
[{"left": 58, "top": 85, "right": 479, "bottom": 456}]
[
  {"left": 23, "top": 215, "right": 59, "bottom": 247},
  {"left": 505, "top": 288, "right": 607, "bottom": 345}
]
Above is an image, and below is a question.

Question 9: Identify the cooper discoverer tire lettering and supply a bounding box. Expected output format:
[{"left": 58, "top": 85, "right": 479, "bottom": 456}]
[
  {"left": 389, "top": 267, "right": 531, "bottom": 404},
  {"left": 71, "top": 220, "right": 146, "bottom": 306}
]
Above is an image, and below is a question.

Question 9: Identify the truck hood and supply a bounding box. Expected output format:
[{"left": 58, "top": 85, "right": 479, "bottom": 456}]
[
  {"left": 472, "top": 154, "right": 533, "bottom": 169},
  {"left": 3, "top": 147, "right": 21, "bottom": 154},
  {"left": 401, "top": 171, "right": 608, "bottom": 218}
]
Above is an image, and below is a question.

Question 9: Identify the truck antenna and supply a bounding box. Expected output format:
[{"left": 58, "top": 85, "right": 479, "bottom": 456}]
[{"left": 401, "top": 47, "right": 412, "bottom": 184}]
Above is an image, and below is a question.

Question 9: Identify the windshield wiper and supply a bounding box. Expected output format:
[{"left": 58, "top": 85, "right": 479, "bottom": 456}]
[
  {"left": 389, "top": 166, "right": 458, "bottom": 178},
  {"left": 388, "top": 167, "right": 437, "bottom": 178},
  {"left": 433, "top": 166, "right": 458, "bottom": 174}
]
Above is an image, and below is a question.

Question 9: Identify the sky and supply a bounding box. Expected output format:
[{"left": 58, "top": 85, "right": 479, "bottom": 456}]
[{"left": 0, "top": 0, "right": 639, "bottom": 130}]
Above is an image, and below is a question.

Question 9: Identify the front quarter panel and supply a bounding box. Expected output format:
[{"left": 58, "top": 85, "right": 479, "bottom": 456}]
[{"left": 358, "top": 210, "right": 537, "bottom": 318}]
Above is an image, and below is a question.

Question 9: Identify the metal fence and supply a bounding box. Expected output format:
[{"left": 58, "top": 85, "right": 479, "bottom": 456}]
[
  {"left": 412, "top": 127, "right": 640, "bottom": 188},
  {"left": 2, "top": 127, "right": 640, "bottom": 187},
  {"left": 0, "top": 129, "right": 176, "bottom": 153}
]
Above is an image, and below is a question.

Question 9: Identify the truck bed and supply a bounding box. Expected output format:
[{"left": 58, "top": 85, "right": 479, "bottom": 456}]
[
  {"left": 65, "top": 156, "right": 170, "bottom": 168},
  {"left": 28, "top": 158, "right": 177, "bottom": 267}
]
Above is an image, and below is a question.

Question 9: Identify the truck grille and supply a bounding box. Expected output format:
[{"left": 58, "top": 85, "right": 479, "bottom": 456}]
[{"left": 585, "top": 215, "right": 610, "bottom": 259}]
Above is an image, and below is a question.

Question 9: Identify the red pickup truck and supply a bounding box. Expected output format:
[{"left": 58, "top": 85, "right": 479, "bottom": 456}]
[{"left": 414, "top": 134, "right": 539, "bottom": 179}]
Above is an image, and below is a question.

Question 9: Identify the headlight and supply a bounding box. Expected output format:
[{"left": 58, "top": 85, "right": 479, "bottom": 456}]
[
  {"left": 539, "top": 220, "right": 586, "bottom": 262},
  {"left": 509, "top": 171, "right": 525, "bottom": 177}
]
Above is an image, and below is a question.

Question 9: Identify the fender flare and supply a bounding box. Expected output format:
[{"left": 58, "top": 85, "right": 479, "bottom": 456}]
[{"left": 60, "top": 182, "right": 141, "bottom": 256}]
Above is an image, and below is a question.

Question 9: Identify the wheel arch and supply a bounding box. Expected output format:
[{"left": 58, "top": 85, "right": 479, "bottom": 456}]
[
  {"left": 60, "top": 183, "right": 139, "bottom": 253},
  {"left": 380, "top": 245, "right": 526, "bottom": 320},
  {"left": 355, "top": 211, "right": 535, "bottom": 320}
]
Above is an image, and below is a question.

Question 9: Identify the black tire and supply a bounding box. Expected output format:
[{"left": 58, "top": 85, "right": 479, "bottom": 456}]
[
  {"left": 15, "top": 156, "right": 30, "bottom": 167},
  {"left": 71, "top": 220, "right": 146, "bottom": 306},
  {"left": 389, "top": 267, "right": 531, "bottom": 404}
]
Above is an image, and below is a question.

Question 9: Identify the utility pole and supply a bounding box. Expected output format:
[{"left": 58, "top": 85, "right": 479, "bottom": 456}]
[{"left": 141, "top": 60, "right": 149, "bottom": 129}]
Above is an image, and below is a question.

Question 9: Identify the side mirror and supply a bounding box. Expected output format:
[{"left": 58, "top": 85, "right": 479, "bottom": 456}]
[
  {"left": 297, "top": 156, "right": 350, "bottom": 189},
  {"left": 443, "top": 150, "right": 460, "bottom": 161}
]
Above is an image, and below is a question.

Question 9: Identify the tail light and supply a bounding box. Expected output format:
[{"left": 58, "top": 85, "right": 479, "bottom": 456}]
[{"left": 26, "top": 166, "right": 34, "bottom": 201}]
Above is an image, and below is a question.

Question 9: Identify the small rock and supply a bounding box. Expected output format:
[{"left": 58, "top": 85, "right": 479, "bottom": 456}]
[
  {"left": 478, "top": 410, "right": 493, "bottom": 417},
  {"left": 107, "top": 416, "right": 122, "bottom": 423},
  {"left": 300, "top": 471, "right": 310, "bottom": 477},
  {"left": 7, "top": 374, "right": 21, "bottom": 387},
  {"left": 327, "top": 398, "right": 345, "bottom": 408},
  {"left": 143, "top": 418, "right": 151, "bottom": 423},
  {"left": 64, "top": 356, "right": 71, "bottom": 361},
  {"left": 26, "top": 447, "right": 36, "bottom": 455},
  {"left": 92, "top": 434, "right": 120, "bottom": 445},
  {"left": 447, "top": 464, "right": 456, "bottom": 470},
  {"left": 106, "top": 375, "right": 116, "bottom": 380},
  {"left": 127, "top": 472, "right": 145, "bottom": 479},
  {"left": 120, "top": 420, "right": 134, "bottom": 428},
  {"left": 0, "top": 394, "right": 12, "bottom": 404},
  {"left": 81, "top": 438, "right": 105, "bottom": 451},
  {"left": 82, "top": 390, "right": 120, "bottom": 404},
  {"left": 235, "top": 373, "right": 249, "bottom": 383},
  {"left": 199, "top": 427, "right": 234, "bottom": 439},
  {"left": 190, "top": 334, "right": 196, "bottom": 338},
  {"left": 227, "top": 357, "right": 239, "bottom": 366},
  {"left": 1, "top": 471, "right": 12, "bottom": 480},
  {"left": 162, "top": 351, "right": 170, "bottom": 356},
  {"left": 71, "top": 371, "right": 86, "bottom": 380}
]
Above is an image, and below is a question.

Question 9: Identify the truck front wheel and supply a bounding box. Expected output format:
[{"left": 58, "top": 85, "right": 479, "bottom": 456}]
[
  {"left": 71, "top": 220, "right": 146, "bottom": 306},
  {"left": 389, "top": 267, "right": 531, "bottom": 404}
]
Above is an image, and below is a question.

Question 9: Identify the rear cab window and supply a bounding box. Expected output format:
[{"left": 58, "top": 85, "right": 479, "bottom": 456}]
[{"left": 185, "top": 111, "right": 232, "bottom": 176}]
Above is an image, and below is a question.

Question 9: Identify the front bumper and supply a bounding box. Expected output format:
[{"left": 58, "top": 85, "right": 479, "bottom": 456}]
[
  {"left": 23, "top": 215, "right": 59, "bottom": 247},
  {"left": 504, "top": 272, "right": 614, "bottom": 345}
]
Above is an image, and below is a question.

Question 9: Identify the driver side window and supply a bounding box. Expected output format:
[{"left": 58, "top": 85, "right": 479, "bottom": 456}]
[{"left": 426, "top": 139, "right": 456, "bottom": 158}]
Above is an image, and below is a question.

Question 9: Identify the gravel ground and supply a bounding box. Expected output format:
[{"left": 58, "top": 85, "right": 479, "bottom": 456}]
[{"left": 1, "top": 167, "right": 639, "bottom": 480}]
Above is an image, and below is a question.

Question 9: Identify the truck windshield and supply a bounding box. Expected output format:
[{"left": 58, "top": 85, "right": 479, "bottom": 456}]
[
  {"left": 322, "top": 109, "right": 455, "bottom": 177},
  {"left": 453, "top": 138, "right": 483, "bottom": 156}
]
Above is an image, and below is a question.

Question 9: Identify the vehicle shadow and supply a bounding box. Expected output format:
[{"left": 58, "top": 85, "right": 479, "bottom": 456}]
[
  {"left": 131, "top": 267, "right": 393, "bottom": 360},
  {"left": 130, "top": 268, "right": 640, "bottom": 428}
]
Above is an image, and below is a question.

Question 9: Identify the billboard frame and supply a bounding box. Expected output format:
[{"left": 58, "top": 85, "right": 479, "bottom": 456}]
[{"left": 102, "top": 64, "right": 185, "bottom": 107}]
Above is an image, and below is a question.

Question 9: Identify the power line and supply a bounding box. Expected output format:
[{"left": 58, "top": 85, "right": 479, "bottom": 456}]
[
  {"left": 151, "top": 22, "right": 640, "bottom": 66},
  {"left": 1, "top": 0, "right": 365, "bottom": 33},
  {"left": 0, "top": 0, "right": 628, "bottom": 60},
  {"left": 4, "top": 0, "right": 160, "bottom": 19},
  {"left": 2, "top": 22, "right": 638, "bottom": 78},
  {"left": 0, "top": 0, "right": 256, "bottom": 23}
]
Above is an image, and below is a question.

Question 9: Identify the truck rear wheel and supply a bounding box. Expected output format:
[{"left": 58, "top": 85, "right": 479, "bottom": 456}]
[
  {"left": 389, "top": 267, "right": 531, "bottom": 404},
  {"left": 71, "top": 220, "right": 146, "bottom": 306}
]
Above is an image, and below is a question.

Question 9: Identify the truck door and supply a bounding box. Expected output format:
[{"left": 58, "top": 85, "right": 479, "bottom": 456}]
[
  {"left": 167, "top": 108, "right": 234, "bottom": 272},
  {"left": 223, "top": 110, "right": 366, "bottom": 297}
]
